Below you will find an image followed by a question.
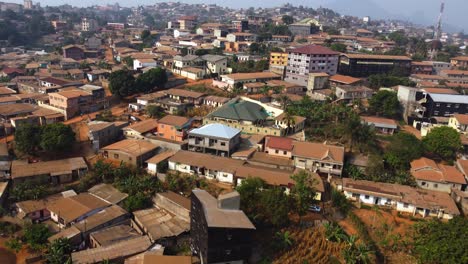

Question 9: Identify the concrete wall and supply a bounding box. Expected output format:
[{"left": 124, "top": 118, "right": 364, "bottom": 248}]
[{"left": 153, "top": 193, "right": 190, "bottom": 222}]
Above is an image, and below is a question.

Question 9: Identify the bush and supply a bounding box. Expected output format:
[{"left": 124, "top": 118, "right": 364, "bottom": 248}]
[{"left": 331, "top": 189, "right": 352, "bottom": 215}]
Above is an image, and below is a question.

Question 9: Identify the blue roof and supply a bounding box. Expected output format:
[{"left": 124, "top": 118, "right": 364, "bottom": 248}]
[{"left": 189, "top": 123, "right": 241, "bottom": 139}]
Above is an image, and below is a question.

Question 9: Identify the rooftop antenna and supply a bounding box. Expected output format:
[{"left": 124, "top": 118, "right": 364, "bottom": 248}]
[{"left": 430, "top": 1, "right": 445, "bottom": 60}]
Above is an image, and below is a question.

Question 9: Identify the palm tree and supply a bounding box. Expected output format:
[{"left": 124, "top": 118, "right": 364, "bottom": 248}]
[
  {"left": 283, "top": 111, "right": 296, "bottom": 136},
  {"left": 342, "top": 235, "right": 373, "bottom": 264},
  {"left": 277, "top": 94, "right": 291, "bottom": 110},
  {"left": 324, "top": 222, "right": 347, "bottom": 243},
  {"left": 275, "top": 231, "right": 294, "bottom": 250}
]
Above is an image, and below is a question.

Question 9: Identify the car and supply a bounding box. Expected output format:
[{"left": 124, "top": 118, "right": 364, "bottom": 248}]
[{"left": 308, "top": 205, "right": 321, "bottom": 212}]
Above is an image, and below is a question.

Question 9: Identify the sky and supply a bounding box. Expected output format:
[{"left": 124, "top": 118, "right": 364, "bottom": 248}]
[{"left": 6, "top": 0, "right": 468, "bottom": 32}]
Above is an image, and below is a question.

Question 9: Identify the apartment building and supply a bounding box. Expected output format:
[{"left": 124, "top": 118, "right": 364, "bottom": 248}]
[{"left": 338, "top": 54, "right": 412, "bottom": 77}]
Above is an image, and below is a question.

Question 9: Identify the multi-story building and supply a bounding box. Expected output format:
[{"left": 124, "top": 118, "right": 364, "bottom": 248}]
[
  {"left": 338, "top": 54, "right": 412, "bottom": 77},
  {"left": 217, "top": 72, "right": 281, "bottom": 90},
  {"left": 81, "top": 18, "right": 98, "bottom": 32},
  {"left": 269, "top": 51, "right": 288, "bottom": 67},
  {"left": 411, "top": 157, "right": 466, "bottom": 193},
  {"left": 62, "top": 45, "right": 85, "bottom": 60},
  {"left": 335, "top": 85, "right": 373, "bottom": 102},
  {"left": 285, "top": 44, "right": 339, "bottom": 86},
  {"left": 188, "top": 123, "right": 241, "bottom": 157},
  {"left": 450, "top": 56, "right": 468, "bottom": 68},
  {"left": 448, "top": 114, "right": 468, "bottom": 134},
  {"left": 411, "top": 61, "right": 433, "bottom": 75},
  {"left": 157, "top": 115, "right": 192, "bottom": 142},
  {"left": 292, "top": 141, "right": 345, "bottom": 176},
  {"left": 288, "top": 19, "right": 319, "bottom": 36},
  {"left": 232, "top": 20, "right": 248, "bottom": 32},
  {"left": 191, "top": 189, "right": 255, "bottom": 264},
  {"left": 178, "top": 16, "right": 197, "bottom": 30},
  {"left": 226, "top": 32, "right": 257, "bottom": 43},
  {"left": 421, "top": 93, "right": 468, "bottom": 117},
  {"left": 23, "top": 0, "right": 33, "bottom": 9}
]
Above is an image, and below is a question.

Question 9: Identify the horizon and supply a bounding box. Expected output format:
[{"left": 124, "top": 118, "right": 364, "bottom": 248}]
[{"left": 2, "top": 0, "right": 468, "bottom": 32}]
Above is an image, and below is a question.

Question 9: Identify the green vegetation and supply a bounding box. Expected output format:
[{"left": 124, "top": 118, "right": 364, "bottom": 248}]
[
  {"left": 368, "top": 90, "right": 401, "bottom": 118},
  {"left": 5, "top": 238, "right": 22, "bottom": 253},
  {"left": 229, "top": 58, "right": 269, "bottom": 73},
  {"left": 46, "top": 238, "right": 72, "bottom": 264},
  {"left": 384, "top": 133, "right": 423, "bottom": 171},
  {"left": 368, "top": 74, "right": 416, "bottom": 89},
  {"left": 109, "top": 68, "right": 167, "bottom": 97},
  {"left": 290, "top": 170, "right": 317, "bottom": 221},
  {"left": 15, "top": 124, "right": 41, "bottom": 154},
  {"left": 15, "top": 123, "right": 75, "bottom": 155},
  {"left": 413, "top": 217, "right": 468, "bottom": 264},
  {"left": 24, "top": 223, "right": 51, "bottom": 251},
  {"left": 423, "top": 126, "right": 462, "bottom": 162},
  {"left": 146, "top": 105, "right": 165, "bottom": 118}
]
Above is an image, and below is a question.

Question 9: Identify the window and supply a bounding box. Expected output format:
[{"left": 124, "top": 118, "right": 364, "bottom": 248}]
[
  {"left": 220, "top": 142, "right": 226, "bottom": 146},
  {"left": 283, "top": 151, "right": 287, "bottom": 155},
  {"left": 403, "top": 203, "right": 409, "bottom": 208},
  {"left": 364, "top": 195, "right": 370, "bottom": 199},
  {"left": 113, "top": 154, "right": 119, "bottom": 159},
  {"left": 421, "top": 181, "right": 426, "bottom": 186},
  {"left": 275, "top": 150, "right": 279, "bottom": 154},
  {"left": 433, "top": 183, "right": 438, "bottom": 188}
]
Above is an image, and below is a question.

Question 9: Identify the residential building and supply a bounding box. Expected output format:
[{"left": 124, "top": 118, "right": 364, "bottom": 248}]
[
  {"left": 335, "top": 85, "right": 373, "bottom": 102},
  {"left": 168, "top": 151, "right": 245, "bottom": 184},
  {"left": 285, "top": 45, "right": 339, "bottom": 86},
  {"left": 288, "top": 21, "right": 318, "bottom": 36},
  {"left": 202, "top": 95, "right": 230, "bottom": 108},
  {"left": 201, "top": 54, "right": 228, "bottom": 76},
  {"left": 88, "top": 121, "right": 128, "bottom": 151},
  {"left": 216, "top": 72, "right": 281, "bottom": 90},
  {"left": 191, "top": 189, "right": 255, "bottom": 264},
  {"left": 341, "top": 178, "right": 459, "bottom": 219},
  {"left": 410, "top": 157, "right": 466, "bottom": 193},
  {"left": 47, "top": 193, "right": 110, "bottom": 228},
  {"left": 100, "top": 139, "right": 160, "bottom": 167},
  {"left": 270, "top": 51, "right": 288, "bottom": 67},
  {"left": 264, "top": 136, "right": 294, "bottom": 158},
  {"left": 232, "top": 20, "right": 248, "bottom": 32},
  {"left": 338, "top": 54, "right": 412, "bottom": 77},
  {"left": 420, "top": 93, "right": 468, "bottom": 117},
  {"left": 188, "top": 123, "right": 241, "bottom": 157},
  {"left": 88, "top": 183, "right": 129, "bottom": 205},
  {"left": 329, "top": 74, "right": 362, "bottom": 87},
  {"left": 450, "top": 56, "right": 468, "bottom": 68},
  {"left": 361, "top": 116, "right": 398, "bottom": 135},
  {"left": 440, "top": 69, "right": 468, "bottom": 84},
  {"left": 226, "top": 32, "right": 257, "bottom": 42},
  {"left": 307, "top": 72, "right": 329, "bottom": 94},
  {"left": 123, "top": 119, "right": 158, "bottom": 140},
  {"left": 292, "top": 141, "right": 345, "bottom": 176},
  {"left": 62, "top": 45, "right": 85, "bottom": 60},
  {"left": 81, "top": 18, "right": 98, "bottom": 32},
  {"left": 178, "top": 15, "right": 197, "bottom": 30},
  {"left": 89, "top": 225, "right": 139, "bottom": 248},
  {"left": 411, "top": 61, "right": 434, "bottom": 75},
  {"left": 11, "top": 158, "right": 88, "bottom": 186},
  {"left": 448, "top": 114, "right": 468, "bottom": 133},
  {"left": 157, "top": 115, "right": 192, "bottom": 142},
  {"left": 133, "top": 58, "right": 158, "bottom": 71},
  {"left": 145, "top": 150, "right": 176, "bottom": 175}
]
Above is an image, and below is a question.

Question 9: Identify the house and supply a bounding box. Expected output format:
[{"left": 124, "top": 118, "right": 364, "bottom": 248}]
[
  {"left": 235, "top": 165, "right": 296, "bottom": 192},
  {"left": 338, "top": 54, "right": 412, "bottom": 77},
  {"left": 411, "top": 61, "right": 434, "bottom": 75},
  {"left": 202, "top": 95, "right": 230, "bottom": 108},
  {"left": 10, "top": 157, "right": 88, "bottom": 186},
  {"left": 274, "top": 113, "right": 306, "bottom": 134},
  {"left": 421, "top": 93, "right": 468, "bottom": 118},
  {"left": 101, "top": 139, "right": 160, "bottom": 167},
  {"left": 264, "top": 136, "right": 294, "bottom": 158},
  {"left": 59, "top": 58, "right": 80, "bottom": 70},
  {"left": 450, "top": 56, "right": 468, "bottom": 68},
  {"left": 157, "top": 115, "right": 192, "bottom": 142},
  {"left": 341, "top": 178, "right": 460, "bottom": 219},
  {"left": 188, "top": 123, "right": 241, "bottom": 157},
  {"left": 361, "top": 116, "right": 398, "bottom": 134},
  {"left": 88, "top": 183, "right": 129, "bottom": 204},
  {"left": 71, "top": 236, "right": 151, "bottom": 264},
  {"left": 226, "top": 32, "right": 257, "bottom": 42},
  {"left": 0, "top": 67, "right": 25, "bottom": 79},
  {"left": 307, "top": 72, "right": 329, "bottom": 93},
  {"left": 15, "top": 192, "right": 70, "bottom": 222},
  {"left": 145, "top": 150, "right": 176, "bottom": 175},
  {"left": 88, "top": 121, "right": 128, "bottom": 151},
  {"left": 335, "top": 85, "right": 373, "bottom": 102},
  {"left": 89, "top": 225, "right": 140, "bottom": 248},
  {"left": 285, "top": 44, "right": 340, "bottom": 86},
  {"left": 410, "top": 157, "right": 466, "bottom": 193},
  {"left": 62, "top": 45, "right": 85, "bottom": 60},
  {"left": 217, "top": 72, "right": 281, "bottom": 90},
  {"left": 168, "top": 150, "right": 245, "bottom": 184},
  {"left": 123, "top": 119, "right": 158, "bottom": 140},
  {"left": 191, "top": 189, "right": 255, "bottom": 264},
  {"left": 179, "top": 67, "right": 204, "bottom": 80},
  {"left": 47, "top": 193, "right": 110, "bottom": 228},
  {"left": 201, "top": 54, "right": 228, "bottom": 76},
  {"left": 269, "top": 51, "right": 288, "bottom": 67},
  {"left": 133, "top": 58, "right": 159, "bottom": 71},
  {"left": 292, "top": 141, "right": 345, "bottom": 176},
  {"left": 448, "top": 114, "right": 468, "bottom": 133},
  {"left": 0, "top": 103, "right": 37, "bottom": 121},
  {"left": 288, "top": 21, "right": 318, "bottom": 36},
  {"left": 153, "top": 191, "right": 191, "bottom": 222},
  {"left": 329, "top": 74, "right": 362, "bottom": 87}
]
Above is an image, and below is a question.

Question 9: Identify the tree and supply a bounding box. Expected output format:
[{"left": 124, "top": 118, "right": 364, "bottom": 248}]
[
  {"left": 5, "top": 238, "right": 22, "bottom": 253},
  {"left": 330, "top": 43, "right": 347, "bottom": 53},
  {"left": 368, "top": 74, "right": 416, "bottom": 89},
  {"left": 290, "top": 171, "right": 317, "bottom": 221},
  {"left": 136, "top": 67, "right": 167, "bottom": 93},
  {"left": 368, "top": 90, "right": 401, "bottom": 118},
  {"left": 14, "top": 124, "right": 41, "bottom": 154},
  {"left": 40, "top": 123, "right": 75, "bottom": 153},
  {"left": 259, "top": 187, "right": 290, "bottom": 227},
  {"left": 24, "top": 223, "right": 51, "bottom": 250},
  {"left": 324, "top": 222, "right": 347, "bottom": 242},
  {"left": 413, "top": 217, "right": 468, "bottom": 264},
  {"left": 423, "top": 126, "right": 462, "bottom": 161},
  {"left": 46, "top": 238, "right": 72, "bottom": 264},
  {"left": 384, "top": 133, "right": 423, "bottom": 171},
  {"left": 122, "top": 56, "right": 133, "bottom": 68},
  {"left": 146, "top": 105, "right": 165, "bottom": 118},
  {"left": 332, "top": 188, "right": 352, "bottom": 215},
  {"left": 109, "top": 69, "right": 136, "bottom": 97},
  {"left": 122, "top": 193, "right": 152, "bottom": 212},
  {"left": 236, "top": 177, "right": 266, "bottom": 219},
  {"left": 342, "top": 235, "right": 373, "bottom": 264},
  {"left": 281, "top": 15, "right": 294, "bottom": 25},
  {"left": 274, "top": 231, "right": 294, "bottom": 251}
]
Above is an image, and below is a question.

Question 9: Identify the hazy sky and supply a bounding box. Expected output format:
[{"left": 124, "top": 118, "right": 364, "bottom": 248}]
[{"left": 7, "top": 0, "right": 468, "bottom": 31}]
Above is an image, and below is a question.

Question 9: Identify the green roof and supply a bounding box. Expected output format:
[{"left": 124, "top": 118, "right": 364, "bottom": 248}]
[{"left": 209, "top": 100, "right": 269, "bottom": 122}]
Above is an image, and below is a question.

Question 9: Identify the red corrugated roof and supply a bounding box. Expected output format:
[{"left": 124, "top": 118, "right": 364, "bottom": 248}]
[
  {"left": 290, "top": 44, "right": 340, "bottom": 55},
  {"left": 266, "top": 136, "right": 294, "bottom": 151}
]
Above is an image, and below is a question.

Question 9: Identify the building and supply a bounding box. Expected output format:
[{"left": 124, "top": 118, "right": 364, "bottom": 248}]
[
  {"left": 88, "top": 121, "right": 128, "bottom": 151},
  {"left": 216, "top": 72, "right": 281, "bottom": 90},
  {"left": 448, "top": 114, "right": 468, "bottom": 134},
  {"left": 123, "top": 119, "right": 158, "bottom": 140},
  {"left": 288, "top": 21, "right": 318, "bottom": 36},
  {"left": 81, "top": 18, "right": 98, "bottom": 32},
  {"left": 62, "top": 45, "right": 85, "bottom": 60},
  {"left": 88, "top": 183, "right": 129, "bottom": 204},
  {"left": 11, "top": 158, "right": 88, "bottom": 186},
  {"left": 410, "top": 157, "right": 466, "bottom": 193},
  {"left": 156, "top": 115, "right": 192, "bottom": 142},
  {"left": 232, "top": 20, "right": 248, "bottom": 32},
  {"left": 341, "top": 178, "right": 459, "bottom": 219},
  {"left": 338, "top": 54, "right": 412, "bottom": 77},
  {"left": 201, "top": 54, "right": 228, "bottom": 76},
  {"left": 264, "top": 136, "right": 294, "bottom": 158},
  {"left": 450, "top": 56, "right": 468, "bottom": 68},
  {"left": 292, "top": 141, "right": 345, "bottom": 176},
  {"left": 361, "top": 116, "right": 398, "bottom": 135},
  {"left": 47, "top": 193, "right": 110, "bottom": 228},
  {"left": 178, "top": 15, "right": 197, "bottom": 30},
  {"left": 188, "top": 123, "right": 241, "bottom": 157},
  {"left": 307, "top": 72, "right": 329, "bottom": 94},
  {"left": 100, "top": 139, "right": 159, "bottom": 167},
  {"left": 202, "top": 95, "right": 230, "bottom": 108},
  {"left": 411, "top": 61, "right": 434, "bottom": 75},
  {"left": 335, "top": 85, "right": 373, "bottom": 102},
  {"left": 24, "top": 0, "right": 33, "bottom": 9},
  {"left": 285, "top": 45, "right": 339, "bottom": 86},
  {"left": 89, "top": 225, "right": 140, "bottom": 248},
  {"left": 329, "top": 74, "right": 362, "bottom": 87},
  {"left": 226, "top": 32, "right": 257, "bottom": 42},
  {"left": 191, "top": 189, "right": 255, "bottom": 264},
  {"left": 145, "top": 150, "right": 176, "bottom": 175},
  {"left": 270, "top": 51, "right": 288, "bottom": 67},
  {"left": 133, "top": 58, "right": 158, "bottom": 71},
  {"left": 421, "top": 93, "right": 468, "bottom": 118}
]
